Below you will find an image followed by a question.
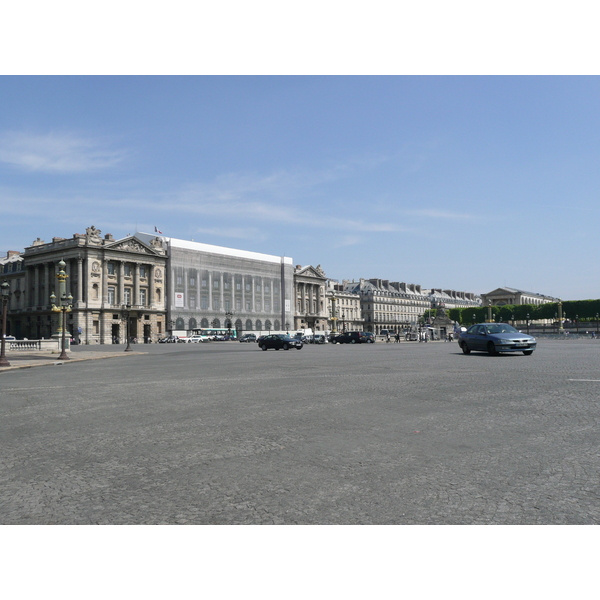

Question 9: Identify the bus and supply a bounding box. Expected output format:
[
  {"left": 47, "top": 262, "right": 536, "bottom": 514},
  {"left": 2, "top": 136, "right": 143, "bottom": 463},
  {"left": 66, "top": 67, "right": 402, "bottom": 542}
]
[{"left": 189, "top": 328, "right": 238, "bottom": 341}]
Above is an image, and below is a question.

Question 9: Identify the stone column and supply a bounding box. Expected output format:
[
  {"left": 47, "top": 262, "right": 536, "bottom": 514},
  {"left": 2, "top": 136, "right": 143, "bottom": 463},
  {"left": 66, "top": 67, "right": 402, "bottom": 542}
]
[
  {"left": 102, "top": 259, "right": 109, "bottom": 305},
  {"left": 43, "top": 263, "right": 50, "bottom": 306},
  {"left": 77, "top": 257, "right": 83, "bottom": 306},
  {"left": 134, "top": 263, "right": 140, "bottom": 307},
  {"left": 33, "top": 264, "right": 40, "bottom": 307},
  {"left": 118, "top": 262, "right": 125, "bottom": 305},
  {"left": 149, "top": 264, "right": 155, "bottom": 309}
]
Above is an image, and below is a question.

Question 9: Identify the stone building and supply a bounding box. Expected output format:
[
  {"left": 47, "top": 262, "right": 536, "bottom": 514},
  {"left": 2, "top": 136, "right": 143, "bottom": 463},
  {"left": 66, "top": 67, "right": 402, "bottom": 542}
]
[
  {"left": 481, "top": 287, "right": 559, "bottom": 307},
  {"left": 326, "top": 281, "right": 363, "bottom": 332},
  {"left": 293, "top": 264, "right": 329, "bottom": 331},
  {"left": 4, "top": 226, "right": 168, "bottom": 344},
  {"left": 343, "top": 278, "right": 481, "bottom": 335},
  {"left": 136, "top": 233, "right": 295, "bottom": 335}
]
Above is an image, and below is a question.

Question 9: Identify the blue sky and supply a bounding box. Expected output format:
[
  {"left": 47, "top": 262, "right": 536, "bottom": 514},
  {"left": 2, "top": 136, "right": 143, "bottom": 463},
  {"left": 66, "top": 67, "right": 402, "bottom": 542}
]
[{"left": 1, "top": 75, "right": 599, "bottom": 301}]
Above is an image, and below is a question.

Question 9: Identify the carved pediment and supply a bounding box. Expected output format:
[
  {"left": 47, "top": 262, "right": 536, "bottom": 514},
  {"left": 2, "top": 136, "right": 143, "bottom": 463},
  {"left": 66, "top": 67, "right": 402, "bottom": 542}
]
[
  {"left": 294, "top": 264, "right": 327, "bottom": 281},
  {"left": 105, "top": 236, "right": 162, "bottom": 256}
]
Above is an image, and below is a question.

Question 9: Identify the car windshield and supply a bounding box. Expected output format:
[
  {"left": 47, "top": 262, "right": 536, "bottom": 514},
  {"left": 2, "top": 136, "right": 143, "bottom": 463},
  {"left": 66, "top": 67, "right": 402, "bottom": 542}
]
[{"left": 485, "top": 324, "right": 519, "bottom": 334}]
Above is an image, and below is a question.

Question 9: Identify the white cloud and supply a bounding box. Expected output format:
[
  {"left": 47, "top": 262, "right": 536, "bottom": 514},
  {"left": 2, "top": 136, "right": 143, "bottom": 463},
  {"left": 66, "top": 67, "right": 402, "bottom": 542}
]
[{"left": 0, "top": 131, "right": 128, "bottom": 173}]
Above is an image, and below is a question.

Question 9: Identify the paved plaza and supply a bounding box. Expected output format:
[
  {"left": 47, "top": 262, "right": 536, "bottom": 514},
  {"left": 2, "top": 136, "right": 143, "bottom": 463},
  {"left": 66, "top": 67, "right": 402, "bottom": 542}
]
[{"left": 1, "top": 338, "right": 600, "bottom": 524}]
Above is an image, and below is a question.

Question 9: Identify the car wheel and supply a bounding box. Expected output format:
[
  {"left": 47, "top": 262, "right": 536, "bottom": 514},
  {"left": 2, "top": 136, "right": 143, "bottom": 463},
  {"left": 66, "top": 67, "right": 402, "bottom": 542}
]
[
  {"left": 461, "top": 342, "right": 470, "bottom": 354},
  {"left": 351, "top": 339, "right": 356, "bottom": 344},
  {"left": 296, "top": 346, "right": 302, "bottom": 350},
  {"left": 487, "top": 341, "right": 497, "bottom": 355},
  {"left": 523, "top": 350, "right": 534, "bottom": 355},
  {"left": 283, "top": 343, "right": 289, "bottom": 350},
  {"left": 261, "top": 344, "right": 268, "bottom": 351},
  {"left": 332, "top": 340, "right": 337, "bottom": 344}
]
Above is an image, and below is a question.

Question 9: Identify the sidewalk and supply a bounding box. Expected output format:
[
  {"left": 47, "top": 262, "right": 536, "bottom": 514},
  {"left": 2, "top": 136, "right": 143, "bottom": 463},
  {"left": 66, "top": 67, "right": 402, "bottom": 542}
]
[{"left": 0, "top": 350, "right": 146, "bottom": 372}]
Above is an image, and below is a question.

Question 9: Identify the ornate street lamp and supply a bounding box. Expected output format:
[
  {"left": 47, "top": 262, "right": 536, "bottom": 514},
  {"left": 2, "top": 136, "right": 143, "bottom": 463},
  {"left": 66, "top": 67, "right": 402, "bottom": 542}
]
[
  {"left": 285, "top": 321, "right": 290, "bottom": 335},
  {"left": 50, "top": 260, "right": 72, "bottom": 361},
  {"left": 331, "top": 293, "right": 337, "bottom": 333},
  {"left": 122, "top": 303, "right": 132, "bottom": 351},
  {"left": 526, "top": 313, "right": 530, "bottom": 335},
  {"left": 0, "top": 281, "right": 11, "bottom": 367}
]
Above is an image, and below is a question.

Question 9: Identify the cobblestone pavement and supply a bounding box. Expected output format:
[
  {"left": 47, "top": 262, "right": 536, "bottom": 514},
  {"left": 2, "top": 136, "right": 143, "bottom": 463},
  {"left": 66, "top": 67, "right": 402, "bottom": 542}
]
[{"left": 1, "top": 339, "right": 600, "bottom": 524}]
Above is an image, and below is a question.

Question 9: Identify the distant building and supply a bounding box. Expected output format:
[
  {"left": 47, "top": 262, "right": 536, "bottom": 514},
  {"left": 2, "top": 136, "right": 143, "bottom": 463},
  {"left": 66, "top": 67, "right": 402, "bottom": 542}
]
[
  {"left": 482, "top": 287, "right": 559, "bottom": 307},
  {"left": 343, "top": 278, "right": 481, "bottom": 335},
  {"left": 326, "top": 281, "right": 363, "bottom": 332}
]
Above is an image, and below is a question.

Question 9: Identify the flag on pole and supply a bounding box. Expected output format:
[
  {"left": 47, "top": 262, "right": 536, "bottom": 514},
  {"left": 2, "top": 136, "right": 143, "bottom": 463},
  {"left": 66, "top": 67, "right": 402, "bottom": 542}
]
[{"left": 154, "top": 226, "right": 163, "bottom": 234}]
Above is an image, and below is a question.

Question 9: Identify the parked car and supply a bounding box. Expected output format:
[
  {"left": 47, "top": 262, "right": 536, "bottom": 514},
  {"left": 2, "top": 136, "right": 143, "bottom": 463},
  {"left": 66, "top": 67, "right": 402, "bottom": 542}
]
[
  {"left": 458, "top": 323, "right": 537, "bottom": 356},
  {"left": 259, "top": 334, "right": 303, "bottom": 351},
  {"left": 239, "top": 333, "right": 257, "bottom": 343},
  {"left": 158, "top": 336, "right": 186, "bottom": 343},
  {"left": 188, "top": 335, "right": 210, "bottom": 343},
  {"left": 360, "top": 332, "right": 375, "bottom": 343},
  {"left": 330, "top": 331, "right": 368, "bottom": 344}
]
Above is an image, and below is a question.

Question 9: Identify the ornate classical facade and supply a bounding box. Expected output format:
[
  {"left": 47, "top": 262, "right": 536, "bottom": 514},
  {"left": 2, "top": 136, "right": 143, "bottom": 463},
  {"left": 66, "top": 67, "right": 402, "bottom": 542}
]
[
  {"left": 293, "top": 265, "right": 329, "bottom": 331},
  {"left": 4, "top": 227, "right": 168, "bottom": 344}
]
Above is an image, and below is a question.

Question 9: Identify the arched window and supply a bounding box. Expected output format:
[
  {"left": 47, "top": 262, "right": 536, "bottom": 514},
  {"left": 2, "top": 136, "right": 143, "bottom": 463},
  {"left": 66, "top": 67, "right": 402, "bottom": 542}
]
[
  {"left": 245, "top": 319, "right": 253, "bottom": 331},
  {"left": 265, "top": 319, "right": 272, "bottom": 331},
  {"left": 201, "top": 318, "right": 209, "bottom": 328},
  {"left": 256, "top": 319, "right": 263, "bottom": 331},
  {"left": 235, "top": 319, "right": 243, "bottom": 333},
  {"left": 175, "top": 317, "right": 185, "bottom": 330},
  {"left": 189, "top": 318, "right": 197, "bottom": 330},
  {"left": 274, "top": 320, "right": 280, "bottom": 330},
  {"left": 212, "top": 318, "right": 221, "bottom": 328}
]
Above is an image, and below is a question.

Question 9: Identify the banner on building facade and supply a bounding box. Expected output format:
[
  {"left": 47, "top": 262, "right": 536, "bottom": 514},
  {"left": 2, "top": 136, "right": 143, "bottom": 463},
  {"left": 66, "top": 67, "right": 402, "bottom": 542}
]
[{"left": 175, "top": 292, "right": 184, "bottom": 308}]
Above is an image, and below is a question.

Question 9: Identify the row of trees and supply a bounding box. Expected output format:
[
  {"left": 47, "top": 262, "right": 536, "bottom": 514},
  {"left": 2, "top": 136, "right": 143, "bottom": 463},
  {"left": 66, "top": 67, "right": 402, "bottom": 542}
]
[{"left": 447, "top": 299, "right": 600, "bottom": 325}]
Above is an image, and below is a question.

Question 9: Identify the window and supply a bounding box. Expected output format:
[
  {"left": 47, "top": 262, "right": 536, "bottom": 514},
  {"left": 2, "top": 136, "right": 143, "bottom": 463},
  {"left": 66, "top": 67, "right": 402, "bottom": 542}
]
[
  {"left": 124, "top": 264, "right": 132, "bottom": 277},
  {"left": 107, "top": 262, "right": 115, "bottom": 275},
  {"left": 140, "top": 289, "right": 147, "bottom": 306},
  {"left": 124, "top": 288, "right": 131, "bottom": 304},
  {"left": 140, "top": 265, "right": 148, "bottom": 278},
  {"left": 224, "top": 298, "right": 231, "bottom": 311},
  {"left": 189, "top": 294, "right": 196, "bottom": 309},
  {"left": 246, "top": 299, "right": 251, "bottom": 311},
  {"left": 108, "top": 287, "right": 115, "bottom": 305},
  {"left": 265, "top": 299, "right": 271, "bottom": 312},
  {"left": 201, "top": 296, "right": 208, "bottom": 310},
  {"left": 213, "top": 298, "right": 220, "bottom": 310},
  {"left": 235, "top": 298, "right": 242, "bottom": 311}
]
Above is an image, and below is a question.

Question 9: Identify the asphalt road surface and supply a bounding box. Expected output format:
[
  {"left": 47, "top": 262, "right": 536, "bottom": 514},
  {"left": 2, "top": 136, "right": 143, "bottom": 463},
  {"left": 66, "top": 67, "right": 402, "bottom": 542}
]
[{"left": 2, "top": 338, "right": 599, "bottom": 524}]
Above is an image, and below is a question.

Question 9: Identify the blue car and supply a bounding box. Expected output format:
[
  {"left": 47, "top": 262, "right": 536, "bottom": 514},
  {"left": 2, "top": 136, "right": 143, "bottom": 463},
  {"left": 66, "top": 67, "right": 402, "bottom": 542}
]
[{"left": 458, "top": 323, "right": 536, "bottom": 356}]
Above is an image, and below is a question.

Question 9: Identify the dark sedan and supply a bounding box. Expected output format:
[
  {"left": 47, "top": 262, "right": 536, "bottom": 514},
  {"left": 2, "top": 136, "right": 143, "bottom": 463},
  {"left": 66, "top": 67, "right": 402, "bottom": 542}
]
[
  {"left": 259, "top": 334, "right": 303, "bottom": 351},
  {"left": 458, "top": 323, "right": 536, "bottom": 356}
]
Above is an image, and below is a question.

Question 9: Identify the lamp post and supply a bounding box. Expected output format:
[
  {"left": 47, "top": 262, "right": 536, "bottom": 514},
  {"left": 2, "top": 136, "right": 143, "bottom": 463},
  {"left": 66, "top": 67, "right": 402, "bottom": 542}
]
[
  {"left": 575, "top": 314, "right": 579, "bottom": 333},
  {"left": 472, "top": 313, "right": 476, "bottom": 325},
  {"left": 0, "top": 281, "right": 11, "bottom": 367},
  {"left": 558, "top": 300, "right": 564, "bottom": 332},
  {"left": 225, "top": 311, "right": 234, "bottom": 338},
  {"left": 285, "top": 321, "right": 290, "bottom": 335},
  {"left": 596, "top": 313, "right": 599, "bottom": 335},
  {"left": 50, "top": 260, "right": 72, "bottom": 361},
  {"left": 342, "top": 312, "right": 346, "bottom": 332},
  {"left": 512, "top": 314, "right": 515, "bottom": 327},
  {"left": 526, "top": 313, "right": 530, "bottom": 335},
  {"left": 331, "top": 293, "right": 337, "bottom": 333},
  {"left": 122, "top": 304, "right": 132, "bottom": 351}
]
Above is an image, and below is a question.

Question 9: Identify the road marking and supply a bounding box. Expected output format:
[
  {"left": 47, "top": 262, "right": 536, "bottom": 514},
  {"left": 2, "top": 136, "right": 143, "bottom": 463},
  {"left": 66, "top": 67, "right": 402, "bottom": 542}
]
[{"left": 567, "top": 379, "right": 600, "bottom": 382}]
